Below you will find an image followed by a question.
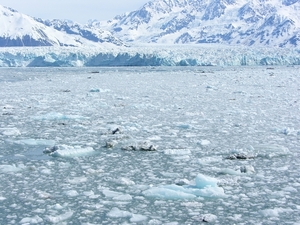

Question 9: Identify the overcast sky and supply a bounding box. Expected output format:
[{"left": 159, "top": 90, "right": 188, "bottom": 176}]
[{"left": 0, "top": 0, "right": 149, "bottom": 23}]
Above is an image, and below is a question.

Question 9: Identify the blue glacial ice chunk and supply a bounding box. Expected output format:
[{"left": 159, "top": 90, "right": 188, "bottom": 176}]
[
  {"left": 194, "top": 174, "right": 219, "bottom": 189},
  {"left": 14, "top": 139, "right": 55, "bottom": 146},
  {"left": 143, "top": 185, "right": 196, "bottom": 200},
  {"left": 48, "top": 144, "right": 95, "bottom": 158},
  {"left": 143, "top": 173, "right": 226, "bottom": 200}
]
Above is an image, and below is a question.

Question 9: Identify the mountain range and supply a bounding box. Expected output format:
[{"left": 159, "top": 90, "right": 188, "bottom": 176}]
[
  {"left": 0, "top": 0, "right": 300, "bottom": 47},
  {"left": 0, "top": 5, "right": 124, "bottom": 47},
  {"left": 101, "top": 0, "right": 300, "bottom": 47}
]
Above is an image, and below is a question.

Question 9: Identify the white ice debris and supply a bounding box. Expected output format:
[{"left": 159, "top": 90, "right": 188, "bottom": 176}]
[
  {"left": 45, "top": 211, "right": 73, "bottom": 223},
  {"left": 14, "top": 139, "right": 55, "bottom": 146},
  {"left": 0, "top": 127, "right": 21, "bottom": 136},
  {"left": 19, "top": 215, "right": 43, "bottom": 224},
  {"left": 45, "top": 145, "right": 95, "bottom": 158},
  {"left": 33, "top": 112, "right": 88, "bottom": 120},
  {"left": 106, "top": 207, "right": 147, "bottom": 222},
  {"left": 0, "top": 164, "right": 25, "bottom": 173}
]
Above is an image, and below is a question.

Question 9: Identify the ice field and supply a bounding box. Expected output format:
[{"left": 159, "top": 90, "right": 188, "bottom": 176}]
[{"left": 0, "top": 66, "right": 300, "bottom": 224}]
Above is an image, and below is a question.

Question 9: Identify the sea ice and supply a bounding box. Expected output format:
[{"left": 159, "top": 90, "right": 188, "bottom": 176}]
[{"left": 1, "top": 66, "right": 299, "bottom": 224}]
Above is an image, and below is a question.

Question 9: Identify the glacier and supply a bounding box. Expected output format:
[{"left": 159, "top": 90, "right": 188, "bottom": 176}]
[{"left": 0, "top": 45, "right": 300, "bottom": 67}]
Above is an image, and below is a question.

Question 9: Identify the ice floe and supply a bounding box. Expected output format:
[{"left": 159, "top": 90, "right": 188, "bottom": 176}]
[
  {"left": 44, "top": 145, "right": 95, "bottom": 158},
  {"left": 143, "top": 174, "right": 226, "bottom": 199}
]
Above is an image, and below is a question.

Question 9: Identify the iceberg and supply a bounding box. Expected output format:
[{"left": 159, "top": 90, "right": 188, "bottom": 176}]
[
  {"left": 143, "top": 174, "right": 226, "bottom": 200},
  {"left": 45, "top": 144, "right": 95, "bottom": 158}
]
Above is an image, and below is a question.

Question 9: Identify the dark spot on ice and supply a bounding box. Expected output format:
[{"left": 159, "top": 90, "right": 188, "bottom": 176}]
[
  {"left": 58, "top": 122, "right": 67, "bottom": 126},
  {"left": 62, "top": 89, "right": 71, "bottom": 92},
  {"left": 43, "top": 146, "right": 58, "bottom": 154},
  {"left": 226, "top": 153, "right": 255, "bottom": 160},
  {"left": 112, "top": 128, "right": 121, "bottom": 134},
  {"left": 2, "top": 112, "right": 13, "bottom": 115},
  {"left": 202, "top": 217, "right": 208, "bottom": 222},
  {"left": 122, "top": 142, "right": 157, "bottom": 151}
]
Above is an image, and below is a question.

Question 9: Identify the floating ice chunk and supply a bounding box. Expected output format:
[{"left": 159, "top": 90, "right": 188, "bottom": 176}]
[
  {"left": 260, "top": 207, "right": 293, "bottom": 217},
  {"left": 0, "top": 196, "right": 6, "bottom": 201},
  {"left": 89, "top": 88, "right": 100, "bottom": 92},
  {"left": 198, "top": 156, "right": 222, "bottom": 165},
  {"left": 0, "top": 164, "right": 24, "bottom": 173},
  {"left": 113, "top": 194, "right": 132, "bottom": 201},
  {"left": 113, "top": 177, "right": 135, "bottom": 186},
  {"left": 226, "top": 153, "right": 255, "bottom": 160},
  {"left": 219, "top": 166, "right": 255, "bottom": 175},
  {"left": 194, "top": 174, "right": 218, "bottom": 189},
  {"left": 163, "top": 149, "right": 191, "bottom": 155},
  {"left": 240, "top": 165, "right": 255, "bottom": 173},
  {"left": 148, "top": 219, "right": 162, "bottom": 224},
  {"left": 40, "top": 168, "right": 52, "bottom": 175},
  {"left": 175, "top": 178, "right": 191, "bottom": 186},
  {"left": 47, "top": 145, "right": 95, "bottom": 158},
  {"left": 201, "top": 214, "right": 217, "bottom": 223},
  {"left": 105, "top": 140, "right": 118, "bottom": 148},
  {"left": 143, "top": 174, "right": 226, "bottom": 200},
  {"left": 33, "top": 112, "right": 88, "bottom": 120},
  {"left": 219, "top": 168, "right": 243, "bottom": 176},
  {"left": 143, "top": 186, "right": 197, "bottom": 199},
  {"left": 282, "top": 186, "right": 298, "bottom": 193},
  {"left": 102, "top": 189, "right": 123, "bottom": 198},
  {"left": 199, "top": 139, "right": 211, "bottom": 146},
  {"left": 89, "top": 88, "right": 110, "bottom": 93},
  {"left": 0, "top": 127, "right": 21, "bottom": 136},
  {"left": 177, "top": 124, "right": 190, "bottom": 129},
  {"left": 15, "top": 139, "right": 55, "bottom": 146},
  {"left": 122, "top": 141, "right": 157, "bottom": 151},
  {"left": 130, "top": 214, "right": 148, "bottom": 222},
  {"left": 65, "top": 190, "right": 79, "bottom": 197},
  {"left": 67, "top": 176, "right": 88, "bottom": 184},
  {"left": 19, "top": 215, "right": 43, "bottom": 224},
  {"left": 36, "top": 190, "right": 51, "bottom": 199},
  {"left": 253, "top": 144, "right": 290, "bottom": 158},
  {"left": 107, "top": 207, "right": 132, "bottom": 218},
  {"left": 46, "top": 211, "right": 73, "bottom": 223}
]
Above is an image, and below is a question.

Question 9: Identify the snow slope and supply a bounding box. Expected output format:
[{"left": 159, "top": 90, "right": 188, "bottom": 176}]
[
  {"left": 0, "top": 5, "right": 123, "bottom": 47},
  {"left": 100, "top": 0, "right": 300, "bottom": 47}
]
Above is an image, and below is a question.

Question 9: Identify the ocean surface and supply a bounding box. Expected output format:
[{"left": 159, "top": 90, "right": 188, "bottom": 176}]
[{"left": 0, "top": 66, "right": 299, "bottom": 224}]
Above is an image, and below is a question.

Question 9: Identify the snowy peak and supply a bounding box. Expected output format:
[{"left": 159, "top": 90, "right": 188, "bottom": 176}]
[
  {"left": 36, "top": 19, "right": 124, "bottom": 46},
  {"left": 0, "top": 5, "right": 124, "bottom": 47},
  {"left": 101, "top": 0, "right": 300, "bottom": 47}
]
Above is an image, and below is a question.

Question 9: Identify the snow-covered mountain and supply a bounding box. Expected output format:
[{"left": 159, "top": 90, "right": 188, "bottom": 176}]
[
  {"left": 0, "top": 5, "right": 123, "bottom": 47},
  {"left": 100, "top": 0, "right": 300, "bottom": 47},
  {"left": 36, "top": 19, "right": 124, "bottom": 46}
]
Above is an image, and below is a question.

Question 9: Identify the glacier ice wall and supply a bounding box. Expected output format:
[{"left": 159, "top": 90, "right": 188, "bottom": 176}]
[{"left": 0, "top": 45, "right": 299, "bottom": 67}]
